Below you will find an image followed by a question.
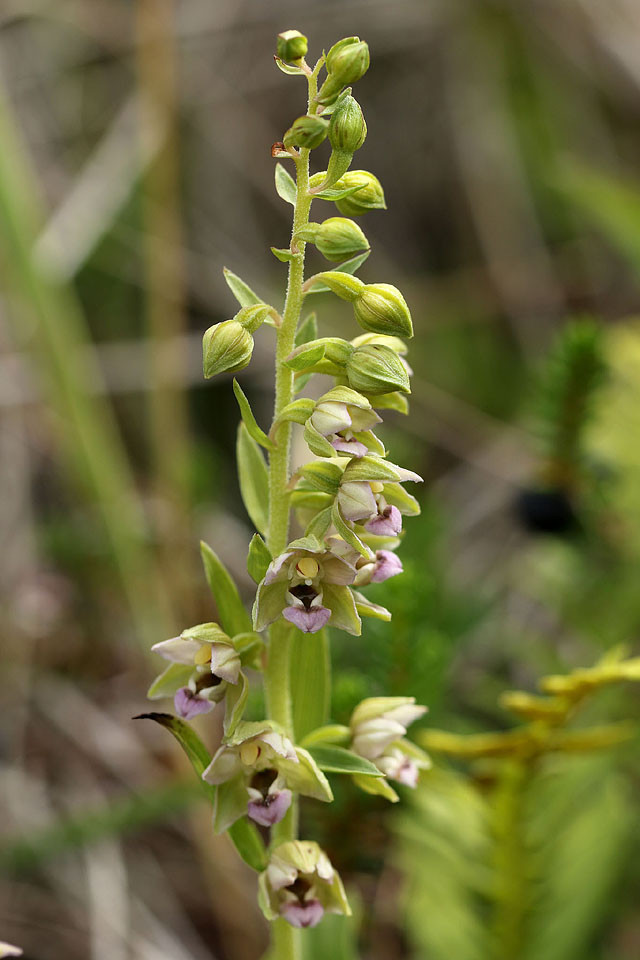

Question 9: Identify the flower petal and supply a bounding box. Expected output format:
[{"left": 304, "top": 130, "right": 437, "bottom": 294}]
[
  {"left": 151, "top": 636, "right": 201, "bottom": 664},
  {"left": 281, "top": 900, "right": 325, "bottom": 928},
  {"left": 174, "top": 687, "right": 216, "bottom": 719},
  {"left": 283, "top": 604, "right": 331, "bottom": 633},
  {"left": 247, "top": 788, "right": 292, "bottom": 827}
]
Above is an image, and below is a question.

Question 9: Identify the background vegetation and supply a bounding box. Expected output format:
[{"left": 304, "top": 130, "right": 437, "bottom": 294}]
[{"left": 1, "top": 1, "right": 639, "bottom": 957}]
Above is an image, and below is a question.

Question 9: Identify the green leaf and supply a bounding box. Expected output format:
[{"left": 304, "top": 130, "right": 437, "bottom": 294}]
[
  {"left": 271, "top": 246, "right": 295, "bottom": 262},
  {"left": 227, "top": 818, "right": 267, "bottom": 872},
  {"left": 291, "top": 629, "right": 331, "bottom": 742},
  {"left": 307, "top": 745, "right": 384, "bottom": 777},
  {"left": 305, "top": 252, "right": 371, "bottom": 295},
  {"left": 134, "top": 713, "right": 214, "bottom": 799},
  {"left": 236, "top": 422, "right": 270, "bottom": 536},
  {"left": 275, "top": 162, "right": 297, "bottom": 205},
  {"left": 247, "top": 533, "right": 272, "bottom": 584},
  {"left": 223, "top": 266, "right": 263, "bottom": 308},
  {"left": 296, "top": 312, "right": 318, "bottom": 346},
  {"left": 233, "top": 379, "right": 275, "bottom": 451},
  {"left": 200, "top": 540, "right": 252, "bottom": 636}
]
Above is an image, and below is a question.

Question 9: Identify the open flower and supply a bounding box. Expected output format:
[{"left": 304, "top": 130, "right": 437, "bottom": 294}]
[
  {"left": 202, "top": 721, "right": 332, "bottom": 832},
  {"left": 258, "top": 841, "right": 350, "bottom": 929},
  {"left": 350, "top": 697, "right": 430, "bottom": 798},
  {"left": 335, "top": 457, "right": 422, "bottom": 536},
  {"left": 253, "top": 538, "right": 360, "bottom": 635},
  {"left": 310, "top": 386, "right": 382, "bottom": 458},
  {"left": 354, "top": 549, "right": 403, "bottom": 585},
  {"left": 150, "top": 623, "right": 241, "bottom": 720}
]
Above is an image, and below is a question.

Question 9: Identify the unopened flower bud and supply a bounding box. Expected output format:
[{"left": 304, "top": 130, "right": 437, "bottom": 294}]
[
  {"left": 335, "top": 170, "right": 386, "bottom": 217},
  {"left": 354, "top": 284, "right": 413, "bottom": 338},
  {"left": 316, "top": 38, "right": 370, "bottom": 105},
  {"left": 328, "top": 95, "right": 367, "bottom": 153},
  {"left": 203, "top": 319, "right": 253, "bottom": 378},
  {"left": 301, "top": 217, "right": 369, "bottom": 262},
  {"left": 236, "top": 303, "right": 272, "bottom": 333},
  {"left": 346, "top": 344, "right": 410, "bottom": 395},
  {"left": 277, "top": 30, "right": 308, "bottom": 63},
  {"left": 284, "top": 115, "right": 329, "bottom": 150}
]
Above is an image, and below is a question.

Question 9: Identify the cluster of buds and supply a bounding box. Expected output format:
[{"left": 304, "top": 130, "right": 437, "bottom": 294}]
[{"left": 145, "top": 30, "right": 429, "bottom": 937}]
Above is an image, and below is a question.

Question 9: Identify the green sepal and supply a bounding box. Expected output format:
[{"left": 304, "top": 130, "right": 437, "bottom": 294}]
[
  {"left": 342, "top": 455, "right": 406, "bottom": 484},
  {"left": 290, "top": 489, "right": 334, "bottom": 511},
  {"left": 331, "top": 502, "right": 372, "bottom": 558},
  {"left": 322, "top": 582, "right": 362, "bottom": 635},
  {"left": 275, "top": 162, "right": 297, "bottom": 205},
  {"left": 147, "top": 663, "right": 194, "bottom": 700},
  {"left": 227, "top": 818, "right": 267, "bottom": 872},
  {"left": 383, "top": 481, "right": 421, "bottom": 516},
  {"left": 299, "top": 460, "right": 344, "bottom": 493},
  {"left": 372, "top": 391, "right": 409, "bottom": 414},
  {"left": 352, "top": 589, "right": 391, "bottom": 622},
  {"left": 247, "top": 533, "right": 272, "bottom": 584},
  {"left": 223, "top": 266, "right": 266, "bottom": 311},
  {"left": 291, "top": 629, "right": 330, "bottom": 742},
  {"left": 301, "top": 724, "right": 351, "bottom": 748},
  {"left": 200, "top": 541, "right": 252, "bottom": 636},
  {"left": 304, "top": 419, "right": 339, "bottom": 458},
  {"left": 352, "top": 772, "right": 399, "bottom": 802},
  {"left": 356, "top": 430, "right": 386, "bottom": 457},
  {"left": 234, "top": 630, "right": 265, "bottom": 668},
  {"left": 296, "top": 311, "right": 318, "bottom": 346},
  {"left": 233, "top": 379, "right": 275, "bottom": 451},
  {"left": 305, "top": 506, "right": 333, "bottom": 540},
  {"left": 286, "top": 533, "right": 325, "bottom": 554},
  {"left": 305, "top": 256, "right": 369, "bottom": 296},
  {"left": 274, "top": 397, "right": 315, "bottom": 427},
  {"left": 274, "top": 56, "right": 305, "bottom": 76},
  {"left": 224, "top": 672, "right": 249, "bottom": 736},
  {"left": 285, "top": 341, "right": 326, "bottom": 371},
  {"left": 308, "top": 171, "right": 368, "bottom": 201},
  {"left": 278, "top": 747, "right": 333, "bottom": 802},
  {"left": 307, "top": 745, "right": 384, "bottom": 777},
  {"left": 236, "top": 422, "right": 270, "bottom": 536},
  {"left": 133, "top": 713, "right": 214, "bottom": 800},
  {"left": 319, "top": 385, "right": 371, "bottom": 407},
  {"left": 213, "top": 773, "right": 249, "bottom": 833},
  {"left": 271, "top": 246, "right": 295, "bottom": 262}
]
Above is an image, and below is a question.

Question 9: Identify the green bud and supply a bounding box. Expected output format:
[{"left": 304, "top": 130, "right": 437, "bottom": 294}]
[
  {"left": 236, "top": 303, "right": 272, "bottom": 334},
  {"left": 283, "top": 114, "right": 329, "bottom": 150},
  {"left": 335, "top": 170, "right": 386, "bottom": 216},
  {"left": 300, "top": 217, "right": 369, "bottom": 262},
  {"left": 277, "top": 30, "right": 308, "bottom": 63},
  {"left": 354, "top": 283, "right": 413, "bottom": 338},
  {"left": 346, "top": 344, "right": 411, "bottom": 395},
  {"left": 329, "top": 95, "right": 367, "bottom": 152},
  {"left": 317, "top": 38, "right": 370, "bottom": 104},
  {"left": 203, "top": 319, "right": 253, "bottom": 378}
]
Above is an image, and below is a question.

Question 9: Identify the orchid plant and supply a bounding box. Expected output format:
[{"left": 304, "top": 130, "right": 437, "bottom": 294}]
[{"left": 138, "top": 30, "right": 428, "bottom": 959}]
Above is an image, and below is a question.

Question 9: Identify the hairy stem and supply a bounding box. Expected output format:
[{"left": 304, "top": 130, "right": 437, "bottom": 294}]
[{"left": 264, "top": 66, "right": 320, "bottom": 960}]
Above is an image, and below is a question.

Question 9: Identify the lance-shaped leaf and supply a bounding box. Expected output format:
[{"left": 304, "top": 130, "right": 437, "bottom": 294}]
[
  {"left": 233, "top": 379, "right": 275, "bottom": 451},
  {"left": 223, "top": 266, "right": 265, "bottom": 308},
  {"left": 305, "top": 252, "right": 371, "bottom": 294},
  {"left": 237, "top": 422, "right": 270, "bottom": 536},
  {"left": 296, "top": 311, "right": 318, "bottom": 346},
  {"left": 307, "top": 745, "right": 385, "bottom": 777},
  {"left": 291, "top": 628, "right": 330, "bottom": 742},
  {"left": 274, "top": 56, "right": 305, "bottom": 76},
  {"left": 271, "top": 246, "right": 295, "bottom": 262},
  {"left": 200, "top": 540, "right": 252, "bottom": 636},
  {"left": 134, "top": 713, "right": 214, "bottom": 795},
  {"left": 228, "top": 818, "right": 267, "bottom": 872},
  {"left": 247, "top": 533, "right": 272, "bottom": 584},
  {"left": 275, "top": 162, "right": 297, "bottom": 205}
]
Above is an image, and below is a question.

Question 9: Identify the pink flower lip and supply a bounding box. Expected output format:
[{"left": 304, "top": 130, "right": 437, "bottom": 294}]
[
  {"left": 283, "top": 604, "right": 331, "bottom": 633},
  {"left": 331, "top": 437, "right": 368, "bottom": 457},
  {"left": 280, "top": 899, "right": 325, "bottom": 928},
  {"left": 371, "top": 549, "right": 403, "bottom": 582},
  {"left": 247, "top": 789, "right": 292, "bottom": 827},
  {"left": 174, "top": 687, "right": 215, "bottom": 719},
  {"left": 365, "top": 504, "right": 402, "bottom": 537}
]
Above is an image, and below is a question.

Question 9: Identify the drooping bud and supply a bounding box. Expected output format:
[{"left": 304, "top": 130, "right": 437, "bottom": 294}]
[
  {"left": 316, "top": 38, "right": 370, "bottom": 105},
  {"left": 277, "top": 30, "right": 308, "bottom": 63},
  {"left": 335, "top": 170, "right": 386, "bottom": 217},
  {"left": 354, "top": 284, "right": 413, "bottom": 338},
  {"left": 346, "top": 344, "right": 411, "bottom": 395},
  {"left": 284, "top": 115, "right": 329, "bottom": 150},
  {"left": 328, "top": 95, "right": 367, "bottom": 153},
  {"left": 236, "top": 303, "right": 272, "bottom": 334},
  {"left": 299, "top": 217, "right": 369, "bottom": 262},
  {"left": 203, "top": 319, "right": 253, "bottom": 378}
]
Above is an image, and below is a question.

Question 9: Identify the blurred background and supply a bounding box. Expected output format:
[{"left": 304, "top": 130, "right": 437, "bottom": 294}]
[{"left": 1, "top": 1, "right": 640, "bottom": 958}]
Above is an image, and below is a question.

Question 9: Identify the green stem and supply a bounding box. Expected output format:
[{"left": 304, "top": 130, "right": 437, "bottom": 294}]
[
  {"left": 490, "top": 760, "right": 530, "bottom": 960},
  {"left": 264, "top": 65, "right": 321, "bottom": 960}
]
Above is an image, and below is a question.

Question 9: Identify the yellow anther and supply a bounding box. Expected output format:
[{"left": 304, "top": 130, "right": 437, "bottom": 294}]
[
  {"left": 297, "top": 558, "right": 319, "bottom": 578},
  {"left": 240, "top": 741, "right": 261, "bottom": 766},
  {"left": 194, "top": 643, "right": 213, "bottom": 665},
  {"left": 370, "top": 481, "right": 384, "bottom": 494}
]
